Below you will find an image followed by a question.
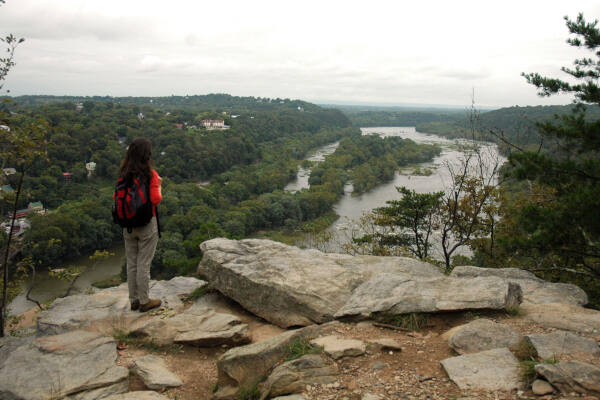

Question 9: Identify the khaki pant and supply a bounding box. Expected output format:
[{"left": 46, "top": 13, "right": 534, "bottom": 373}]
[{"left": 124, "top": 216, "right": 158, "bottom": 304}]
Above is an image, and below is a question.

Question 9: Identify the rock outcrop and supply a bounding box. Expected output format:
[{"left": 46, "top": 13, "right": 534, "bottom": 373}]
[
  {"left": 37, "top": 277, "right": 207, "bottom": 336},
  {"left": 0, "top": 331, "right": 128, "bottom": 400},
  {"left": 214, "top": 323, "right": 337, "bottom": 399},
  {"left": 451, "top": 266, "right": 588, "bottom": 306},
  {"left": 133, "top": 355, "right": 183, "bottom": 390},
  {"left": 535, "top": 361, "right": 600, "bottom": 395},
  {"left": 335, "top": 273, "right": 521, "bottom": 319},
  {"left": 447, "top": 318, "right": 523, "bottom": 354},
  {"left": 522, "top": 303, "right": 600, "bottom": 334},
  {"left": 260, "top": 354, "right": 339, "bottom": 399},
  {"left": 440, "top": 348, "right": 522, "bottom": 391},
  {"left": 525, "top": 330, "right": 600, "bottom": 360},
  {"left": 199, "top": 239, "right": 522, "bottom": 328},
  {"left": 131, "top": 302, "right": 250, "bottom": 347}
]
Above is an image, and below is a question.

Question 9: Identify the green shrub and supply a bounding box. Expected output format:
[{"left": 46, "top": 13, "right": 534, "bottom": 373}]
[
  {"left": 520, "top": 356, "right": 558, "bottom": 385},
  {"left": 284, "top": 338, "right": 323, "bottom": 361},
  {"left": 376, "top": 312, "right": 429, "bottom": 331},
  {"left": 505, "top": 305, "right": 523, "bottom": 317},
  {"left": 238, "top": 381, "right": 260, "bottom": 400},
  {"left": 513, "top": 338, "right": 538, "bottom": 361}
]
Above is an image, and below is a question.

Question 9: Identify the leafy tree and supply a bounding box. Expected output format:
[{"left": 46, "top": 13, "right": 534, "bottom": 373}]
[
  {"left": 357, "top": 187, "right": 443, "bottom": 260},
  {"left": 0, "top": 3, "right": 48, "bottom": 335}
]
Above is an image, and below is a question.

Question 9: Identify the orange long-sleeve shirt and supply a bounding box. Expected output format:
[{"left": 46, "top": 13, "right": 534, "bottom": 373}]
[{"left": 150, "top": 170, "right": 162, "bottom": 215}]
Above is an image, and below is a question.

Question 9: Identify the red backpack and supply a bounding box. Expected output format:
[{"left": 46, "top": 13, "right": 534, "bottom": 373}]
[{"left": 112, "top": 176, "right": 154, "bottom": 233}]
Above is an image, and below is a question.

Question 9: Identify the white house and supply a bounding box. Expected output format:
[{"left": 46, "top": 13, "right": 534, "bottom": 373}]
[{"left": 201, "top": 120, "right": 230, "bottom": 130}]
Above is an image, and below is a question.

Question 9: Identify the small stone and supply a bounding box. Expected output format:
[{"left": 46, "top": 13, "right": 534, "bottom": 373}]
[
  {"left": 370, "top": 361, "right": 386, "bottom": 371},
  {"left": 532, "top": 379, "right": 555, "bottom": 395}
]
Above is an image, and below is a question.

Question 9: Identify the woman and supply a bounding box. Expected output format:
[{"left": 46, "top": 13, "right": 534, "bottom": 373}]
[{"left": 118, "top": 137, "right": 162, "bottom": 312}]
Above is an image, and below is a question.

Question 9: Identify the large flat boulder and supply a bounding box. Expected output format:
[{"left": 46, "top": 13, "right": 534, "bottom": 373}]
[
  {"left": 451, "top": 266, "right": 588, "bottom": 306},
  {"left": 199, "top": 239, "right": 522, "bottom": 328},
  {"left": 131, "top": 301, "right": 250, "bottom": 347},
  {"left": 335, "top": 273, "right": 521, "bottom": 318},
  {"left": 522, "top": 303, "right": 600, "bottom": 334},
  {"left": 37, "top": 277, "right": 207, "bottom": 336},
  {"left": 0, "top": 330, "right": 128, "bottom": 400},
  {"left": 260, "top": 354, "right": 339, "bottom": 399},
  {"left": 447, "top": 318, "right": 523, "bottom": 354},
  {"left": 535, "top": 361, "right": 600, "bottom": 395},
  {"left": 526, "top": 331, "right": 600, "bottom": 360},
  {"left": 440, "top": 348, "right": 522, "bottom": 391}
]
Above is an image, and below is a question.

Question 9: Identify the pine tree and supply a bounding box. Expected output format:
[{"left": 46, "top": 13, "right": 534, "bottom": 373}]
[{"left": 504, "top": 13, "right": 600, "bottom": 301}]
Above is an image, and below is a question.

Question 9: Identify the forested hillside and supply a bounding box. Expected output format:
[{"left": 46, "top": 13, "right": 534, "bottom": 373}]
[
  {"left": 415, "top": 104, "right": 600, "bottom": 153},
  {"left": 0, "top": 94, "right": 441, "bottom": 281}
]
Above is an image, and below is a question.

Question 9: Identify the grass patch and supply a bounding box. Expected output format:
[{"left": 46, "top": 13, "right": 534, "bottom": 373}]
[
  {"left": 183, "top": 286, "right": 210, "bottom": 303},
  {"left": 284, "top": 338, "right": 323, "bottom": 362},
  {"left": 520, "top": 356, "right": 558, "bottom": 385},
  {"left": 505, "top": 305, "right": 523, "bottom": 317},
  {"left": 238, "top": 381, "right": 260, "bottom": 400},
  {"left": 112, "top": 328, "right": 181, "bottom": 354},
  {"left": 513, "top": 337, "right": 538, "bottom": 361},
  {"left": 376, "top": 312, "right": 430, "bottom": 331},
  {"left": 92, "top": 274, "right": 122, "bottom": 289}
]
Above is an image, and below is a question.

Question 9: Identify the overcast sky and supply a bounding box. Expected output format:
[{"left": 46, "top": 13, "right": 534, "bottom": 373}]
[{"left": 1, "top": 0, "right": 599, "bottom": 108}]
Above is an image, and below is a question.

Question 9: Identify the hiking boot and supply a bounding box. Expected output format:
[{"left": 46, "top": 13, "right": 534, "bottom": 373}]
[
  {"left": 130, "top": 300, "right": 140, "bottom": 311},
  {"left": 139, "top": 298, "right": 161, "bottom": 312}
]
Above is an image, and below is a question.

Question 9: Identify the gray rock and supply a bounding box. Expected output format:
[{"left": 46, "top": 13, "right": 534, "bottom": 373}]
[
  {"left": 526, "top": 331, "right": 600, "bottom": 360},
  {"left": 199, "top": 239, "right": 521, "bottom": 328},
  {"left": 214, "top": 325, "right": 325, "bottom": 399},
  {"left": 440, "top": 348, "right": 522, "bottom": 391},
  {"left": 531, "top": 379, "right": 555, "bottom": 395},
  {"left": 0, "top": 331, "right": 128, "bottom": 400},
  {"left": 64, "top": 381, "right": 129, "bottom": 400},
  {"left": 369, "top": 361, "right": 386, "bottom": 371},
  {"left": 535, "top": 361, "right": 600, "bottom": 395},
  {"left": 522, "top": 303, "right": 600, "bottom": 333},
  {"left": 366, "top": 338, "right": 403, "bottom": 352},
  {"left": 451, "top": 266, "right": 588, "bottom": 306},
  {"left": 104, "top": 392, "right": 171, "bottom": 400},
  {"left": 131, "top": 304, "right": 249, "bottom": 347},
  {"left": 447, "top": 318, "right": 523, "bottom": 354},
  {"left": 261, "top": 354, "right": 339, "bottom": 399},
  {"left": 37, "top": 277, "right": 207, "bottom": 336},
  {"left": 310, "top": 335, "right": 366, "bottom": 359},
  {"left": 362, "top": 394, "right": 384, "bottom": 400},
  {"left": 335, "top": 273, "right": 522, "bottom": 318},
  {"left": 133, "top": 354, "right": 183, "bottom": 390},
  {"left": 271, "top": 396, "right": 306, "bottom": 400}
]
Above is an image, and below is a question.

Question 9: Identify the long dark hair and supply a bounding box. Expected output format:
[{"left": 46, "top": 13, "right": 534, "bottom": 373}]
[{"left": 119, "top": 137, "right": 153, "bottom": 181}]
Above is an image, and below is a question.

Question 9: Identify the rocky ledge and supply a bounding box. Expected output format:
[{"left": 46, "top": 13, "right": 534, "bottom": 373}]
[
  {"left": 3, "top": 238, "right": 600, "bottom": 400},
  {"left": 197, "top": 238, "right": 592, "bottom": 328}
]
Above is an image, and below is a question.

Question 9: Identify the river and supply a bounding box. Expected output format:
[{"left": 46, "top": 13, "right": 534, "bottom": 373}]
[
  {"left": 288, "top": 127, "right": 504, "bottom": 254},
  {"left": 9, "top": 127, "right": 502, "bottom": 315},
  {"left": 9, "top": 246, "right": 125, "bottom": 315}
]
